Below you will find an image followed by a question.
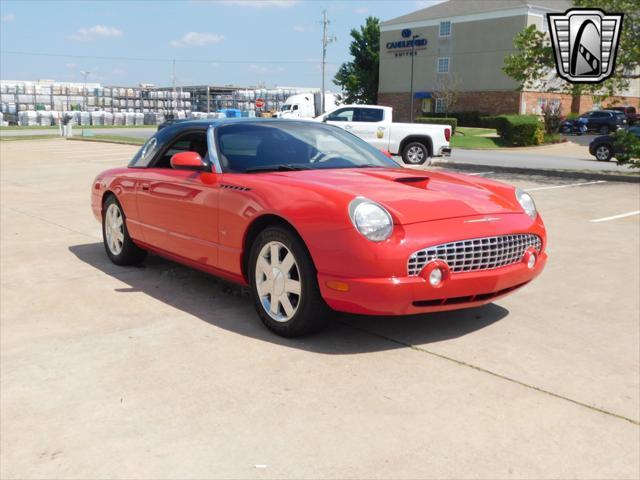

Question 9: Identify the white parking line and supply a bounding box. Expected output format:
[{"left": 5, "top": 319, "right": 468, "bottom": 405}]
[
  {"left": 590, "top": 210, "right": 640, "bottom": 223},
  {"left": 527, "top": 181, "right": 607, "bottom": 192},
  {"left": 468, "top": 171, "right": 494, "bottom": 176}
]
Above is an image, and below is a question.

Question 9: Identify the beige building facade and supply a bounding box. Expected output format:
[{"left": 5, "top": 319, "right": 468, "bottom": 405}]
[{"left": 378, "top": 0, "right": 640, "bottom": 121}]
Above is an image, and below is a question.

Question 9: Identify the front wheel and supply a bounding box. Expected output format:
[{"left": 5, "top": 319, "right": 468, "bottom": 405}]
[
  {"left": 249, "top": 227, "right": 329, "bottom": 337},
  {"left": 102, "top": 195, "right": 147, "bottom": 265},
  {"left": 401, "top": 142, "right": 430, "bottom": 165},
  {"left": 595, "top": 144, "right": 613, "bottom": 161}
]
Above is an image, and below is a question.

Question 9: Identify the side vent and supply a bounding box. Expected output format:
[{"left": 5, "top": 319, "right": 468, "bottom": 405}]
[{"left": 220, "top": 184, "right": 251, "bottom": 191}]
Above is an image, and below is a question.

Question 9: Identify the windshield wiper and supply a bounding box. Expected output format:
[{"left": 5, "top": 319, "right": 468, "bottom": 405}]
[{"left": 244, "top": 164, "right": 311, "bottom": 173}]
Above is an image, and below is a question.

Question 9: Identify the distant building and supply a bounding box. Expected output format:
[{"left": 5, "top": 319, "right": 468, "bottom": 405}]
[{"left": 378, "top": 0, "right": 640, "bottom": 120}]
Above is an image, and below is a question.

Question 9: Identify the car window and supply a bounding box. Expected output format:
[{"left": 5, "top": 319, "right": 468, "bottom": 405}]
[
  {"left": 354, "top": 108, "right": 384, "bottom": 122},
  {"left": 129, "top": 136, "right": 159, "bottom": 168},
  {"left": 591, "top": 112, "right": 608, "bottom": 118},
  {"left": 153, "top": 131, "right": 209, "bottom": 168},
  {"left": 215, "top": 122, "right": 397, "bottom": 173},
  {"left": 326, "top": 108, "right": 354, "bottom": 122}
]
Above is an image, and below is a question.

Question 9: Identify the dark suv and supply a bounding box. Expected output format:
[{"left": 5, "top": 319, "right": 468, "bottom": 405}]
[{"left": 578, "top": 110, "right": 627, "bottom": 134}]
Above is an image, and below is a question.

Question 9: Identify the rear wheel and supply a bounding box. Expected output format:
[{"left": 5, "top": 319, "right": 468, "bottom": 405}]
[
  {"left": 249, "top": 227, "right": 328, "bottom": 337},
  {"left": 595, "top": 144, "right": 613, "bottom": 161},
  {"left": 102, "top": 195, "right": 147, "bottom": 265},
  {"left": 401, "top": 142, "right": 430, "bottom": 165}
]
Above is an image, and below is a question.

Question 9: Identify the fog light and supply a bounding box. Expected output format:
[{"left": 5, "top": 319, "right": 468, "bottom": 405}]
[
  {"left": 429, "top": 268, "right": 443, "bottom": 286},
  {"left": 527, "top": 253, "right": 536, "bottom": 269}
]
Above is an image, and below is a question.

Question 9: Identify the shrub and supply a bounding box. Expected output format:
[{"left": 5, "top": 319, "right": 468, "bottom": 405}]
[
  {"left": 492, "top": 115, "right": 542, "bottom": 146},
  {"left": 415, "top": 117, "right": 458, "bottom": 133},
  {"left": 421, "top": 111, "right": 483, "bottom": 127},
  {"left": 613, "top": 129, "right": 640, "bottom": 168},
  {"left": 480, "top": 116, "right": 500, "bottom": 129}
]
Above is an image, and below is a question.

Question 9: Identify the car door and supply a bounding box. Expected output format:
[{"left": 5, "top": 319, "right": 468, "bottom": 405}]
[
  {"left": 135, "top": 129, "right": 220, "bottom": 268},
  {"left": 350, "top": 107, "right": 388, "bottom": 150},
  {"left": 324, "top": 107, "right": 356, "bottom": 133},
  {"left": 325, "top": 107, "right": 388, "bottom": 149},
  {"left": 588, "top": 111, "right": 608, "bottom": 132}
]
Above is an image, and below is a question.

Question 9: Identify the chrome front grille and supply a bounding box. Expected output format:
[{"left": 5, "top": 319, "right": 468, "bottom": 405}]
[{"left": 407, "top": 234, "right": 542, "bottom": 276}]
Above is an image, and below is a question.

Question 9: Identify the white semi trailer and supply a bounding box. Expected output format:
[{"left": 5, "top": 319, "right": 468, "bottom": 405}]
[{"left": 275, "top": 92, "right": 340, "bottom": 119}]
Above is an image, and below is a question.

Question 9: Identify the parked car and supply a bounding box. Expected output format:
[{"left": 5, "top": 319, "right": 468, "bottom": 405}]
[
  {"left": 589, "top": 125, "right": 640, "bottom": 161},
  {"left": 92, "top": 119, "right": 546, "bottom": 337},
  {"left": 609, "top": 106, "right": 639, "bottom": 125},
  {"left": 315, "top": 105, "right": 451, "bottom": 165},
  {"left": 560, "top": 110, "right": 627, "bottom": 135}
]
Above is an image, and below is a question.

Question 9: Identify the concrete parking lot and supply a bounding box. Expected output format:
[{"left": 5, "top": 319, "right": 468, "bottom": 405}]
[{"left": 1, "top": 138, "right": 639, "bottom": 479}]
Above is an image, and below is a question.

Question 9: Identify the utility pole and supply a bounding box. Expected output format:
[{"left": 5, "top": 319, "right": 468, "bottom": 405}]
[
  {"left": 321, "top": 10, "right": 336, "bottom": 114},
  {"left": 409, "top": 35, "right": 420, "bottom": 123},
  {"left": 80, "top": 70, "right": 91, "bottom": 111}
]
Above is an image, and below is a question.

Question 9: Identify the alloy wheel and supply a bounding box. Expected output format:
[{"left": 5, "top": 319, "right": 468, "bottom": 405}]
[
  {"left": 596, "top": 145, "right": 611, "bottom": 161},
  {"left": 105, "top": 203, "right": 124, "bottom": 255},
  {"left": 255, "top": 241, "right": 302, "bottom": 322},
  {"left": 406, "top": 145, "right": 425, "bottom": 164}
]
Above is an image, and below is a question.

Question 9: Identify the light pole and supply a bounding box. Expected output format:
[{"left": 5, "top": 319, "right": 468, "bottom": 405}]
[
  {"left": 409, "top": 35, "right": 419, "bottom": 123},
  {"left": 80, "top": 70, "right": 91, "bottom": 111},
  {"left": 321, "top": 10, "right": 336, "bottom": 115}
]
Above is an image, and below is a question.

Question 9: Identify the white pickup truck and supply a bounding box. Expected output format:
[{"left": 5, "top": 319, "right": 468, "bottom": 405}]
[{"left": 315, "top": 105, "right": 451, "bottom": 165}]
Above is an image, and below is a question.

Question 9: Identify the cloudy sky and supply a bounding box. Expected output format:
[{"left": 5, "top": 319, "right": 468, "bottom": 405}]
[{"left": 0, "top": 0, "right": 444, "bottom": 88}]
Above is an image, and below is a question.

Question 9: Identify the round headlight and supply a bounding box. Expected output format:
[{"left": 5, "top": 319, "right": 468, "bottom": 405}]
[
  {"left": 515, "top": 188, "right": 537, "bottom": 219},
  {"left": 349, "top": 197, "right": 393, "bottom": 242}
]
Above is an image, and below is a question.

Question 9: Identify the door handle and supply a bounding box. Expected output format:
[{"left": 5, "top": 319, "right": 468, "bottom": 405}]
[
  {"left": 344, "top": 125, "right": 353, "bottom": 130},
  {"left": 140, "top": 183, "right": 150, "bottom": 191}
]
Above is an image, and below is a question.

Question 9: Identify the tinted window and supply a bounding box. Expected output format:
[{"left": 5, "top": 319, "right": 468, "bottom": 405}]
[
  {"left": 591, "top": 112, "right": 608, "bottom": 118},
  {"left": 215, "top": 122, "right": 397, "bottom": 173},
  {"left": 326, "top": 108, "right": 354, "bottom": 122},
  {"left": 354, "top": 108, "right": 384, "bottom": 122}
]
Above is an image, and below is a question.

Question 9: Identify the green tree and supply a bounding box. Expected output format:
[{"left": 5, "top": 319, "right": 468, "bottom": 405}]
[
  {"left": 503, "top": 0, "right": 639, "bottom": 99},
  {"left": 334, "top": 17, "right": 380, "bottom": 104},
  {"left": 614, "top": 129, "right": 640, "bottom": 167}
]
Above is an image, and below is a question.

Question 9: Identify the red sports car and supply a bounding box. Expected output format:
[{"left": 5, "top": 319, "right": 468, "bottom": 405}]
[{"left": 92, "top": 119, "right": 547, "bottom": 336}]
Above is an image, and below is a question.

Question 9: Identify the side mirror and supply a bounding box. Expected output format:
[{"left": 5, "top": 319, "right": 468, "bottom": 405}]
[
  {"left": 322, "top": 116, "right": 328, "bottom": 123},
  {"left": 170, "top": 151, "right": 207, "bottom": 171}
]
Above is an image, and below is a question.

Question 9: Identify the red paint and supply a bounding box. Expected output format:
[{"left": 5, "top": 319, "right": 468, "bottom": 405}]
[{"left": 92, "top": 165, "right": 547, "bottom": 315}]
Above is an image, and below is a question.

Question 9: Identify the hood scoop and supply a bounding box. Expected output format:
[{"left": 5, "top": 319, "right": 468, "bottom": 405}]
[{"left": 394, "top": 176, "right": 430, "bottom": 189}]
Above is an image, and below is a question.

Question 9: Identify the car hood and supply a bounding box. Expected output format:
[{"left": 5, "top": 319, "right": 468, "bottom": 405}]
[{"left": 264, "top": 168, "right": 522, "bottom": 225}]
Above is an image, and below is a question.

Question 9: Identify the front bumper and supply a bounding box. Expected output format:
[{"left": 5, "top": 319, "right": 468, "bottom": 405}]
[
  {"left": 312, "top": 213, "right": 546, "bottom": 316},
  {"left": 318, "top": 252, "right": 546, "bottom": 315}
]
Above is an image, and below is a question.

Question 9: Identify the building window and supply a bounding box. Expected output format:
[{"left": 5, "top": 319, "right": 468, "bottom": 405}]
[
  {"left": 437, "top": 57, "right": 450, "bottom": 74},
  {"left": 439, "top": 21, "right": 451, "bottom": 37},
  {"left": 435, "top": 98, "right": 447, "bottom": 113}
]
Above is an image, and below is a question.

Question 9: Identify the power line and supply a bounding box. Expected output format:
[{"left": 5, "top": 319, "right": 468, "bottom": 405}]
[{"left": 0, "top": 50, "right": 339, "bottom": 65}]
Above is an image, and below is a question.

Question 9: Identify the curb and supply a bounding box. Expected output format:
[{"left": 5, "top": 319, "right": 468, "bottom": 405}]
[
  {"left": 431, "top": 160, "right": 640, "bottom": 183},
  {"left": 66, "top": 137, "right": 144, "bottom": 146}
]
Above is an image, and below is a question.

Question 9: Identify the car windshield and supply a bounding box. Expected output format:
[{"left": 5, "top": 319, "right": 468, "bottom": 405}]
[{"left": 215, "top": 121, "right": 398, "bottom": 173}]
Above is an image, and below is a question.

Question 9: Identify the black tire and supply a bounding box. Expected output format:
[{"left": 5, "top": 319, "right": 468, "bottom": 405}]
[
  {"left": 102, "top": 195, "right": 147, "bottom": 266},
  {"left": 401, "top": 141, "right": 430, "bottom": 165},
  {"left": 594, "top": 143, "right": 613, "bottom": 161},
  {"left": 599, "top": 125, "right": 610, "bottom": 135},
  {"left": 249, "top": 226, "right": 329, "bottom": 337}
]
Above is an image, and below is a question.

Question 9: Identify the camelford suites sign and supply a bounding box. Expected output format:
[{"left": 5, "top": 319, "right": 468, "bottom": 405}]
[{"left": 386, "top": 28, "right": 428, "bottom": 57}]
